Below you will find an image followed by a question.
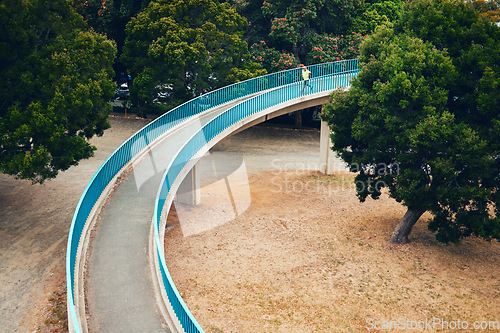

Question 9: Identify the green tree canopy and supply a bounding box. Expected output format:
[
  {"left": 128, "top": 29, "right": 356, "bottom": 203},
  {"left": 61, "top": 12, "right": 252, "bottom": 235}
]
[
  {"left": 322, "top": 0, "right": 500, "bottom": 244},
  {"left": 0, "top": 0, "right": 116, "bottom": 183},
  {"left": 233, "top": 0, "right": 403, "bottom": 72},
  {"left": 243, "top": 0, "right": 363, "bottom": 71},
  {"left": 70, "top": 0, "right": 152, "bottom": 74},
  {"left": 352, "top": 0, "right": 403, "bottom": 34},
  {"left": 467, "top": 0, "right": 500, "bottom": 22},
  {"left": 121, "top": 0, "right": 265, "bottom": 111}
]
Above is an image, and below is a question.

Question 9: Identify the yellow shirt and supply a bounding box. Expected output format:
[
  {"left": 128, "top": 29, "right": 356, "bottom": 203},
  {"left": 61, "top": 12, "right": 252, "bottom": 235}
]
[{"left": 302, "top": 68, "right": 311, "bottom": 80}]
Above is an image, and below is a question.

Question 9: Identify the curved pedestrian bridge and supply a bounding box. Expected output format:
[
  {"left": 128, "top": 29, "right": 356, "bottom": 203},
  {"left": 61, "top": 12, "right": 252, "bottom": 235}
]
[{"left": 66, "top": 60, "right": 359, "bottom": 332}]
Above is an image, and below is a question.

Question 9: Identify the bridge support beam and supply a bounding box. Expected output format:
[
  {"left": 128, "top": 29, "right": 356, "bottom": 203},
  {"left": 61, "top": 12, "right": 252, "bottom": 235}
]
[
  {"left": 319, "top": 120, "right": 336, "bottom": 175},
  {"left": 177, "top": 165, "right": 201, "bottom": 206}
]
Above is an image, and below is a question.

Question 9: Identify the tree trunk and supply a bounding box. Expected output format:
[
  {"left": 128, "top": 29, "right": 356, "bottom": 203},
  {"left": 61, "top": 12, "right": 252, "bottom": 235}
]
[{"left": 390, "top": 208, "right": 426, "bottom": 244}]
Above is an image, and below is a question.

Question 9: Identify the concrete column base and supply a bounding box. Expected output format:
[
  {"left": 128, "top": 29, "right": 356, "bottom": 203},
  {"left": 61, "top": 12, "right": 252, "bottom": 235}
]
[
  {"left": 177, "top": 165, "right": 201, "bottom": 205},
  {"left": 319, "top": 120, "right": 336, "bottom": 175}
]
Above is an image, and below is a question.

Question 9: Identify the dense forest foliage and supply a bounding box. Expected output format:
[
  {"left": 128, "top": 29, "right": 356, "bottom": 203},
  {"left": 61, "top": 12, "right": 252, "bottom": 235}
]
[
  {"left": 1, "top": 0, "right": 499, "bottom": 185},
  {"left": 0, "top": 0, "right": 116, "bottom": 183},
  {"left": 71, "top": 0, "right": 408, "bottom": 73},
  {"left": 322, "top": 0, "right": 500, "bottom": 243}
]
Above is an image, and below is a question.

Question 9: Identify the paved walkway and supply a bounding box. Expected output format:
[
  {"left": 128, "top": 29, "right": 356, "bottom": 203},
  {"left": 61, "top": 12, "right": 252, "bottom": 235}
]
[
  {"left": 83, "top": 74, "right": 349, "bottom": 331},
  {"left": 86, "top": 99, "right": 248, "bottom": 332}
]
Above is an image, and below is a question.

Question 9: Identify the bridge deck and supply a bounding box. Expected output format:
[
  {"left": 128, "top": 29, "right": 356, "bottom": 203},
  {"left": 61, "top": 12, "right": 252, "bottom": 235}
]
[
  {"left": 81, "top": 67, "right": 358, "bottom": 332},
  {"left": 85, "top": 98, "right": 248, "bottom": 332}
]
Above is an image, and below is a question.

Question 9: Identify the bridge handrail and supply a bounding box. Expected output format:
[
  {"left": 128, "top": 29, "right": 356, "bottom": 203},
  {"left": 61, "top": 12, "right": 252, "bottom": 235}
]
[
  {"left": 153, "top": 67, "right": 359, "bottom": 333},
  {"left": 66, "top": 59, "right": 359, "bottom": 332}
]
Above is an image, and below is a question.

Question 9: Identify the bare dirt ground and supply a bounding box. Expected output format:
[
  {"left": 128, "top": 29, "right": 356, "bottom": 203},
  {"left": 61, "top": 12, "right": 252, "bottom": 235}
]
[
  {"left": 165, "top": 167, "right": 500, "bottom": 331},
  {"left": 1, "top": 114, "right": 498, "bottom": 333},
  {"left": 0, "top": 115, "right": 150, "bottom": 333},
  {"left": 0, "top": 115, "right": 319, "bottom": 332}
]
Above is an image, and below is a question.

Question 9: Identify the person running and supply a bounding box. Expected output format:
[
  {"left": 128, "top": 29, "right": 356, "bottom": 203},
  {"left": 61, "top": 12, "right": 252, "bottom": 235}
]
[{"left": 300, "top": 64, "right": 312, "bottom": 93}]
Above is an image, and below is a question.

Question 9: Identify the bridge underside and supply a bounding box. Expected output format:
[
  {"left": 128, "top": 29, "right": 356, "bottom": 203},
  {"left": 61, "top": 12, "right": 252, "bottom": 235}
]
[
  {"left": 177, "top": 91, "right": 340, "bottom": 206},
  {"left": 231, "top": 93, "right": 331, "bottom": 134}
]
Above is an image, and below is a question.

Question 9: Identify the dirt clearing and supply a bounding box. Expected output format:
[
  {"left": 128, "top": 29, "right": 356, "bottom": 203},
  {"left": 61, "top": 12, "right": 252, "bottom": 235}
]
[
  {"left": 0, "top": 115, "right": 150, "bottom": 332},
  {"left": 1, "top": 114, "right": 498, "bottom": 333},
  {"left": 165, "top": 170, "right": 499, "bottom": 332}
]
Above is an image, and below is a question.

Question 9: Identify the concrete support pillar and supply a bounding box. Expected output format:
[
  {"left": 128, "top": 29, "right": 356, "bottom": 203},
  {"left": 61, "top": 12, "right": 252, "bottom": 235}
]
[
  {"left": 177, "top": 165, "right": 201, "bottom": 205},
  {"left": 319, "top": 120, "right": 336, "bottom": 175}
]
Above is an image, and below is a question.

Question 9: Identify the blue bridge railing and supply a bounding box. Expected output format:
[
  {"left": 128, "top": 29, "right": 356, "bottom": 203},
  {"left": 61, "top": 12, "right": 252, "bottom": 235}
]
[
  {"left": 152, "top": 69, "right": 359, "bottom": 332},
  {"left": 66, "top": 59, "right": 359, "bottom": 332}
]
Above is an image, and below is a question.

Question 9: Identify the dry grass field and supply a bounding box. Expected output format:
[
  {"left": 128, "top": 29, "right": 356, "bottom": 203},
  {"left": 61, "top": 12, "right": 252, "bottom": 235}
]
[
  {"left": 2, "top": 117, "right": 497, "bottom": 332},
  {"left": 165, "top": 170, "right": 499, "bottom": 333}
]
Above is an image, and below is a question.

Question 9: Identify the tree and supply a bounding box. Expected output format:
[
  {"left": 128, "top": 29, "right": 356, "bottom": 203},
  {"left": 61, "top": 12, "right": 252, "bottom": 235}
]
[
  {"left": 321, "top": 0, "right": 500, "bottom": 244},
  {"left": 308, "top": 32, "right": 365, "bottom": 63},
  {"left": 71, "top": 0, "right": 115, "bottom": 34},
  {"left": 232, "top": 0, "right": 403, "bottom": 72},
  {"left": 467, "top": 0, "right": 500, "bottom": 22},
  {"left": 121, "top": 0, "right": 265, "bottom": 112},
  {"left": 352, "top": 0, "right": 403, "bottom": 34},
  {"left": 240, "top": 0, "right": 364, "bottom": 71},
  {"left": 70, "top": 0, "right": 152, "bottom": 75},
  {"left": 0, "top": 0, "right": 116, "bottom": 183}
]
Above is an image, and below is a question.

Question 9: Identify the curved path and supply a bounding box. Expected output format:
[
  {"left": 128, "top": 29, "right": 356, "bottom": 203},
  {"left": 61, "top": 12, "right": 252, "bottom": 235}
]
[
  {"left": 67, "top": 60, "right": 359, "bottom": 333},
  {"left": 86, "top": 99, "right": 252, "bottom": 332}
]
